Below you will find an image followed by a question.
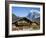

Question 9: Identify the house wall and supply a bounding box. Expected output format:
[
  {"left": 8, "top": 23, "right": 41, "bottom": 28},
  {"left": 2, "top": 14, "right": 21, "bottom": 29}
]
[{"left": 15, "top": 19, "right": 31, "bottom": 26}]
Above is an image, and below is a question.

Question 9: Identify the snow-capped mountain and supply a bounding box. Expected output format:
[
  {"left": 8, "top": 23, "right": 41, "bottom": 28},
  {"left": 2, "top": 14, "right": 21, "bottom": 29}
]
[{"left": 27, "top": 9, "right": 40, "bottom": 22}]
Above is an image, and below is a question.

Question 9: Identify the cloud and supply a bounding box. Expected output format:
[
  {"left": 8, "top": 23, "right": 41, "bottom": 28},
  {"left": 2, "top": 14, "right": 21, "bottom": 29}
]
[{"left": 30, "top": 9, "right": 40, "bottom": 13}]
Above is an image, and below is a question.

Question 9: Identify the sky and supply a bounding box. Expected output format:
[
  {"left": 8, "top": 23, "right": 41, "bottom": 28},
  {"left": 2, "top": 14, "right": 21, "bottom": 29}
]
[{"left": 12, "top": 7, "right": 40, "bottom": 17}]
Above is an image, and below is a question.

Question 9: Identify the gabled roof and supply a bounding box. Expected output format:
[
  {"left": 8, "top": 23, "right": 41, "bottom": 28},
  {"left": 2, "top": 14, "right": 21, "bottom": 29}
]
[{"left": 12, "top": 17, "right": 32, "bottom": 23}]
